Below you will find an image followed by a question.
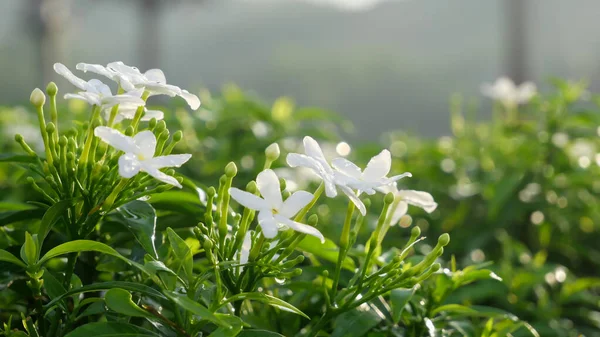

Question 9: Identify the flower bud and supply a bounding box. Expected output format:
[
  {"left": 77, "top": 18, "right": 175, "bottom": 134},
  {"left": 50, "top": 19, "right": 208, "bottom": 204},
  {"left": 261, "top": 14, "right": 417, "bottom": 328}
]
[
  {"left": 15, "top": 134, "right": 23, "bottom": 142},
  {"left": 173, "top": 130, "right": 183, "bottom": 142},
  {"left": 278, "top": 177, "right": 286, "bottom": 190},
  {"left": 46, "top": 82, "right": 58, "bottom": 96},
  {"left": 246, "top": 181, "right": 257, "bottom": 193},
  {"left": 207, "top": 186, "right": 216, "bottom": 197},
  {"left": 384, "top": 192, "right": 395, "bottom": 204},
  {"left": 66, "top": 152, "right": 75, "bottom": 162},
  {"left": 46, "top": 123, "right": 56, "bottom": 134},
  {"left": 155, "top": 120, "right": 166, "bottom": 134},
  {"left": 431, "top": 263, "right": 441, "bottom": 272},
  {"left": 166, "top": 169, "right": 175, "bottom": 176},
  {"left": 30, "top": 88, "right": 46, "bottom": 107},
  {"left": 307, "top": 214, "right": 318, "bottom": 226},
  {"left": 125, "top": 126, "right": 134, "bottom": 136},
  {"left": 265, "top": 143, "right": 280, "bottom": 161},
  {"left": 410, "top": 226, "right": 421, "bottom": 238},
  {"left": 438, "top": 233, "right": 450, "bottom": 246},
  {"left": 58, "top": 136, "right": 67, "bottom": 147},
  {"left": 225, "top": 162, "right": 238, "bottom": 178},
  {"left": 148, "top": 118, "right": 157, "bottom": 129}
]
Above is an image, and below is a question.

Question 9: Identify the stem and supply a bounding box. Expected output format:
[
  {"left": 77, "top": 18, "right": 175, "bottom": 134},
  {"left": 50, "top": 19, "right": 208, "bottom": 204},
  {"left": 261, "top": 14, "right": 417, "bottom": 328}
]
[
  {"left": 63, "top": 252, "right": 78, "bottom": 288},
  {"left": 330, "top": 201, "right": 354, "bottom": 302},
  {"left": 294, "top": 183, "right": 324, "bottom": 222},
  {"left": 78, "top": 105, "right": 101, "bottom": 172},
  {"left": 102, "top": 178, "right": 129, "bottom": 211}
]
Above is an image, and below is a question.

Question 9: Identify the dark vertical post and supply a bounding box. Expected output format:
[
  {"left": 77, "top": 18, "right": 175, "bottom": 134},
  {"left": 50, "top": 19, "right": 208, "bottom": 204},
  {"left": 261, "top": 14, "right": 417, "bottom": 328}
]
[
  {"left": 139, "top": 0, "right": 161, "bottom": 69},
  {"left": 505, "top": 0, "right": 527, "bottom": 83}
]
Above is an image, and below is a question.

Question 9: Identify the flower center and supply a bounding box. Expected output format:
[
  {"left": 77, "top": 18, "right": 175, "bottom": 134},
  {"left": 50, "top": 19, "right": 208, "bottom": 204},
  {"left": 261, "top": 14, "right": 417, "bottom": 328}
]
[{"left": 272, "top": 208, "right": 278, "bottom": 215}]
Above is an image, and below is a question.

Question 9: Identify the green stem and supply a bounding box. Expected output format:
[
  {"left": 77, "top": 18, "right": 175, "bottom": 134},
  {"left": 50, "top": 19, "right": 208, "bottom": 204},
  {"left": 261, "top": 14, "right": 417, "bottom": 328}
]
[
  {"left": 330, "top": 201, "right": 354, "bottom": 302},
  {"left": 294, "top": 183, "right": 324, "bottom": 222},
  {"left": 78, "top": 105, "right": 101, "bottom": 172}
]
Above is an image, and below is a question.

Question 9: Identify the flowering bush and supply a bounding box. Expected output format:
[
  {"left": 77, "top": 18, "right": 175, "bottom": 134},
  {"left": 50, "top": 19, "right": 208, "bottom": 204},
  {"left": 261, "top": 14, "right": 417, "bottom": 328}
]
[{"left": 0, "top": 63, "right": 539, "bottom": 337}]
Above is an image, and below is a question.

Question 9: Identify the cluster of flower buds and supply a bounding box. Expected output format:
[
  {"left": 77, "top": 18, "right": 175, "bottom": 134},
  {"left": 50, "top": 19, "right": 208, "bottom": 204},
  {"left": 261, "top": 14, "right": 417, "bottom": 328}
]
[{"left": 17, "top": 62, "right": 200, "bottom": 240}]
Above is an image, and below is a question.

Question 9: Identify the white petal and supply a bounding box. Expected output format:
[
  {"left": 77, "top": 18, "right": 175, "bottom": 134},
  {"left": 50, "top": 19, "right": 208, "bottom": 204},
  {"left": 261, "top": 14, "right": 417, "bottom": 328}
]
[
  {"left": 147, "top": 154, "right": 191, "bottom": 169},
  {"left": 118, "top": 153, "right": 141, "bottom": 178},
  {"left": 258, "top": 211, "right": 279, "bottom": 238},
  {"left": 256, "top": 169, "right": 283, "bottom": 209},
  {"left": 362, "top": 149, "right": 392, "bottom": 181},
  {"left": 53, "top": 63, "right": 87, "bottom": 90},
  {"left": 517, "top": 82, "right": 536, "bottom": 103},
  {"left": 101, "top": 93, "right": 145, "bottom": 109},
  {"left": 280, "top": 191, "right": 313, "bottom": 218},
  {"left": 397, "top": 190, "right": 438, "bottom": 213},
  {"left": 229, "top": 188, "right": 269, "bottom": 211},
  {"left": 303, "top": 136, "right": 327, "bottom": 164},
  {"left": 332, "top": 158, "right": 362, "bottom": 179},
  {"left": 388, "top": 201, "right": 408, "bottom": 225},
  {"left": 64, "top": 93, "right": 92, "bottom": 104},
  {"left": 339, "top": 185, "right": 366, "bottom": 216},
  {"left": 376, "top": 182, "right": 399, "bottom": 194},
  {"left": 287, "top": 153, "right": 337, "bottom": 197},
  {"left": 180, "top": 89, "right": 201, "bottom": 110},
  {"left": 76, "top": 63, "right": 116, "bottom": 81},
  {"left": 144, "top": 69, "right": 167, "bottom": 84},
  {"left": 85, "top": 79, "right": 112, "bottom": 96},
  {"left": 274, "top": 214, "right": 325, "bottom": 243},
  {"left": 141, "top": 109, "right": 164, "bottom": 121},
  {"left": 144, "top": 83, "right": 180, "bottom": 97},
  {"left": 107, "top": 61, "right": 143, "bottom": 79},
  {"left": 133, "top": 131, "right": 157, "bottom": 160},
  {"left": 384, "top": 172, "right": 412, "bottom": 184},
  {"left": 240, "top": 231, "right": 252, "bottom": 265},
  {"left": 143, "top": 165, "right": 182, "bottom": 188},
  {"left": 94, "top": 126, "right": 139, "bottom": 154}
]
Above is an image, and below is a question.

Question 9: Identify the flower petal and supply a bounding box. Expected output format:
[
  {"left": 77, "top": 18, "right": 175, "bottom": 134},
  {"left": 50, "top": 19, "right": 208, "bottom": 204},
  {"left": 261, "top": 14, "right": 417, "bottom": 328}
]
[
  {"left": 229, "top": 188, "right": 268, "bottom": 211},
  {"left": 363, "top": 149, "right": 391, "bottom": 181},
  {"left": 147, "top": 154, "right": 192, "bottom": 169},
  {"left": 118, "top": 153, "right": 141, "bottom": 178},
  {"left": 397, "top": 190, "right": 438, "bottom": 213},
  {"left": 144, "top": 69, "right": 167, "bottom": 84},
  {"left": 76, "top": 63, "right": 116, "bottom": 81},
  {"left": 86, "top": 79, "right": 112, "bottom": 96},
  {"left": 94, "top": 126, "right": 139, "bottom": 154},
  {"left": 332, "top": 158, "right": 362, "bottom": 179},
  {"left": 287, "top": 153, "right": 337, "bottom": 197},
  {"left": 256, "top": 169, "right": 283, "bottom": 209},
  {"left": 142, "top": 109, "right": 164, "bottom": 121},
  {"left": 53, "top": 63, "right": 87, "bottom": 90},
  {"left": 258, "top": 211, "right": 279, "bottom": 238},
  {"left": 274, "top": 214, "right": 325, "bottom": 243},
  {"left": 180, "top": 89, "right": 201, "bottom": 110},
  {"left": 339, "top": 185, "right": 366, "bottom": 216},
  {"left": 303, "top": 136, "right": 328, "bottom": 165},
  {"left": 133, "top": 131, "right": 157, "bottom": 160},
  {"left": 388, "top": 200, "right": 408, "bottom": 225},
  {"left": 280, "top": 191, "right": 313, "bottom": 218},
  {"left": 143, "top": 165, "right": 182, "bottom": 188}
]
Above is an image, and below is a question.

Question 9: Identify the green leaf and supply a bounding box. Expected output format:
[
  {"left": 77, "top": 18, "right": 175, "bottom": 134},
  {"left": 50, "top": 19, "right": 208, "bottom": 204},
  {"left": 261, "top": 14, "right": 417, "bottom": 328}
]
[
  {"left": 105, "top": 288, "right": 153, "bottom": 319},
  {"left": 221, "top": 292, "right": 309, "bottom": 319},
  {"left": 238, "top": 330, "right": 285, "bottom": 337},
  {"left": 0, "top": 208, "right": 45, "bottom": 227},
  {"left": 20, "top": 232, "right": 39, "bottom": 265},
  {"left": 390, "top": 287, "right": 417, "bottom": 323},
  {"left": 331, "top": 304, "right": 384, "bottom": 337},
  {"left": 560, "top": 277, "right": 600, "bottom": 300},
  {"left": 45, "top": 281, "right": 166, "bottom": 309},
  {"left": 0, "top": 249, "right": 26, "bottom": 268},
  {"left": 164, "top": 291, "right": 229, "bottom": 328},
  {"left": 38, "top": 240, "right": 125, "bottom": 266},
  {"left": 207, "top": 314, "right": 244, "bottom": 337},
  {"left": 42, "top": 269, "right": 67, "bottom": 309},
  {"left": 297, "top": 235, "right": 355, "bottom": 271},
  {"left": 114, "top": 201, "right": 158, "bottom": 258},
  {"left": 38, "top": 199, "right": 75, "bottom": 242},
  {"left": 431, "top": 304, "right": 477, "bottom": 316},
  {"left": 166, "top": 228, "right": 193, "bottom": 282},
  {"left": 0, "top": 153, "right": 38, "bottom": 163},
  {"left": 64, "top": 322, "right": 159, "bottom": 337}
]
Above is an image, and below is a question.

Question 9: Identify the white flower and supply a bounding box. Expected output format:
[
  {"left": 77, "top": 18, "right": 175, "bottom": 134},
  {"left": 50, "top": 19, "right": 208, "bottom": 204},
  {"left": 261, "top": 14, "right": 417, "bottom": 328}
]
[
  {"left": 239, "top": 230, "right": 253, "bottom": 273},
  {"left": 379, "top": 183, "right": 438, "bottom": 225},
  {"left": 286, "top": 136, "right": 367, "bottom": 215},
  {"left": 106, "top": 106, "right": 164, "bottom": 124},
  {"left": 481, "top": 77, "right": 537, "bottom": 107},
  {"left": 229, "top": 169, "right": 325, "bottom": 242},
  {"left": 332, "top": 149, "right": 411, "bottom": 195},
  {"left": 54, "top": 63, "right": 146, "bottom": 110},
  {"left": 76, "top": 62, "right": 136, "bottom": 91},
  {"left": 94, "top": 126, "right": 191, "bottom": 188}
]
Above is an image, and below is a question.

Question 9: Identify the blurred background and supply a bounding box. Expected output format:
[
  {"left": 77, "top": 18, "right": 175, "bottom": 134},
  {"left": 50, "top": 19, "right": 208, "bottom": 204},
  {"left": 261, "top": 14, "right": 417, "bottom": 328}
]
[{"left": 3, "top": 0, "right": 600, "bottom": 138}]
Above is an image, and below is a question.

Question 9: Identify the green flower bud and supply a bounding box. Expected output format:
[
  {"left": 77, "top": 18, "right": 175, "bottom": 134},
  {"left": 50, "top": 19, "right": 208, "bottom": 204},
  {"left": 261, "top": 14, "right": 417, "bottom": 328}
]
[
  {"left": 30, "top": 88, "right": 46, "bottom": 107},
  {"left": 26, "top": 177, "right": 35, "bottom": 184},
  {"left": 46, "top": 123, "right": 56, "bottom": 134},
  {"left": 246, "top": 181, "right": 257, "bottom": 193},
  {"left": 58, "top": 136, "right": 67, "bottom": 147},
  {"left": 438, "top": 233, "right": 450, "bottom": 246},
  {"left": 411, "top": 226, "right": 421, "bottom": 238},
  {"left": 46, "top": 82, "right": 58, "bottom": 96},
  {"left": 384, "top": 192, "right": 395, "bottom": 204},
  {"left": 155, "top": 120, "right": 166, "bottom": 133},
  {"left": 173, "top": 130, "right": 183, "bottom": 142},
  {"left": 166, "top": 169, "right": 175, "bottom": 176},
  {"left": 265, "top": 143, "right": 280, "bottom": 161},
  {"left": 148, "top": 118, "right": 157, "bottom": 129},
  {"left": 278, "top": 177, "right": 286, "bottom": 190},
  {"left": 207, "top": 186, "right": 216, "bottom": 197},
  {"left": 15, "top": 134, "right": 23, "bottom": 142},
  {"left": 431, "top": 263, "right": 441, "bottom": 272},
  {"left": 125, "top": 126, "right": 134, "bottom": 136},
  {"left": 225, "top": 162, "right": 238, "bottom": 177},
  {"left": 363, "top": 198, "right": 372, "bottom": 208},
  {"left": 307, "top": 214, "right": 318, "bottom": 226},
  {"left": 66, "top": 152, "right": 75, "bottom": 162},
  {"left": 159, "top": 129, "right": 169, "bottom": 141}
]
